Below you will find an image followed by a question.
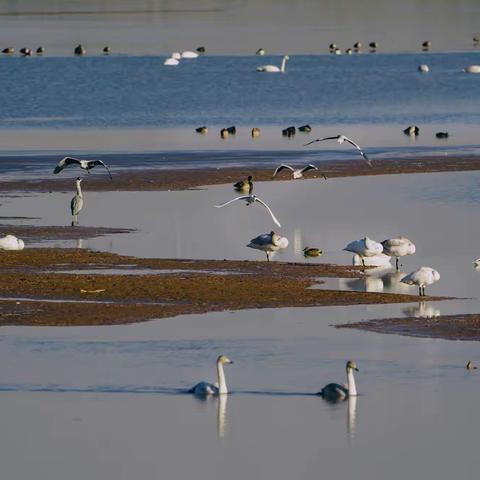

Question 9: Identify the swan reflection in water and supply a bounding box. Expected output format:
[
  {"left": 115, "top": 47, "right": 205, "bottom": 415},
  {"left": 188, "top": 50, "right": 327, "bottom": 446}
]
[
  {"left": 402, "top": 301, "right": 441, "bottom": 319},
  {"left": 191, "top": 394, "right": 229, "bottom": 439},
  {"left": 339, "top": 269, "right": 414, "bottom": 294},
  {"left": 347, "top": 396, "right": 358, "bottom": 440}
]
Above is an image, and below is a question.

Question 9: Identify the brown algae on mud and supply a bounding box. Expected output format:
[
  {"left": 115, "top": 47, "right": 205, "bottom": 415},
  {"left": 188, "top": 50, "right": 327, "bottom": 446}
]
[{"left": 0, "top": 248, "right": 430, "bottom": 326}]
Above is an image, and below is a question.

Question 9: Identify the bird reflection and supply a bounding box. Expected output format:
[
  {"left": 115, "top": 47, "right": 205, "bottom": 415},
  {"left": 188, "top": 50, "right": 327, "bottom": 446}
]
[
  {"left": 380, "top": 271, "right": 412, "bottom": 294},
  {"left": 339, "top": 275, "right": 384, "bottom": 292},
  {"left": 402, "top": 301, "right": 441, "bottom": 318},
  {"left": 217, "top": 394, "right": 228, "bottom": 439},
  {"left": 75, "top": 238, "right": 84, "bottom": 249}
]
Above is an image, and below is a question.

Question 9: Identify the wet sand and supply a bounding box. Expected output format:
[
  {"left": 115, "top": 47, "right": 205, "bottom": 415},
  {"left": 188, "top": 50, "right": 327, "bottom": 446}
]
[
  {"left": 0, "top": 248, "right": 431, "bottom": 326},
  {"left": 2, "top": 155, "right": 480, "bottom": 192},
  {"left": 336, "top": 314, "right": 480, "bottom": 341}
]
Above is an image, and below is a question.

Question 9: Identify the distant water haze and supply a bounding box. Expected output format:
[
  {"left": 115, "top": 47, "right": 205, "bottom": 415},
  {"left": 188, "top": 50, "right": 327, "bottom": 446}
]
[{"left": 1, "top": 0, "right": 480, "bottom": 55}]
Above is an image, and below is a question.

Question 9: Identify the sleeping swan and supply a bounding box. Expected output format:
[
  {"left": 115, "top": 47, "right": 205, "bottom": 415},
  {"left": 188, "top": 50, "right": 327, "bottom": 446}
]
[
  {"left": 189, "top": 355, "right": 234, "bottom": 395},
  {"left": 318, "top": 360, "right": 358, "bottom": 402},
  {"left": 0, "top": 234, "right": 25, "bottom": 251}
]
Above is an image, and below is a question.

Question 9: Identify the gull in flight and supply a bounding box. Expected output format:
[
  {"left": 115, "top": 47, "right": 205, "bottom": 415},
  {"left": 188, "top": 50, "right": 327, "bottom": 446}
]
[
  {"left": 53, "top": 157, "right": 112, "bottom": 179},
  {"left": 304, "top": 135, "right": 372, "bottom": 166},
  {"left": 215, "top": 193, "right": 281, "bottom": 227},
  {"left": 272, "top": 164, "right": 323, "bottom": 179}
]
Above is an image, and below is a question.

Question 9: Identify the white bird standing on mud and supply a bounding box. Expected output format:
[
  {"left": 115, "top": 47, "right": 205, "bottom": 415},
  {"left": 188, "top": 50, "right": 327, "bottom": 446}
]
[
  {"left": 0, "top": 234, "right": 25, "bottom": 250},
  {"left": 247, "top": 231, "right": 289, "bottom": 261},
  {"left": 54, "top": 156, "right": 112, "bottom": 179},
  {"left": 189, "top": 355, "right": 234, "bottom": 396},
  {"left": 272, "top": 164, "right": 321, "bottom": 179},
  {"left": 256, "top": 55, "right": 289, "bottom": 73},
  {"left": 70, "top": 178, "right": 84, "bottom": 227},
  {"left": 318, "top": 360, "right": 359, "bottom": 402},
  {"left": 344, "top": 237, "right": 383, "bottom": 268},
  {"left": 381, "top": 236, "right": 416, "bottom": 270},
  {"left": 401, "top": 266, "right": 440, "bottom": 296},
  {"left": 304, "top": 135, "right": 372, "bottom": 166}
]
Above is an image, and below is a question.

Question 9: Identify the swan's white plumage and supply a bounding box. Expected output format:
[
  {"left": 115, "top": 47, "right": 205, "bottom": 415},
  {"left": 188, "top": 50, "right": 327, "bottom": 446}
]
[
  {"left": 247, "top": 231, "right": 288, "bottom": 261},
  {"left": 256, "top": 55, "right": 289, "bottom": 73},
  {"left": 190, "top": 355, "right": 233, "bottom": 396},
  {"left": 0, "top": 234, "right": 25, "bottom": 251},
  {"left": 401, "top": 266, "right": 440, "bottom": 295},
  {"left": 164, "top": 57, "right": 179, "bottom": 66},
  {"left": 344, "top": 237, "right": 383, "bottom": 258},
  {"left": 181, "top": 51, "right": 199, "bottom": 58}
]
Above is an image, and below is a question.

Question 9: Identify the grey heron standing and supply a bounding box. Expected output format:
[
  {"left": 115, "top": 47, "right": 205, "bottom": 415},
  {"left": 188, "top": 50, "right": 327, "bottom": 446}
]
[{"left": 71, "top": 178, "right": 84, "bottom": 226}]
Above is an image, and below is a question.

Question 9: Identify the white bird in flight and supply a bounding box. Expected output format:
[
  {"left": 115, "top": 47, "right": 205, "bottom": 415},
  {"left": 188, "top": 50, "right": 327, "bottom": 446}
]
[
  {"left": 215, "top": 193, "right": 281, "bottom": 227},
  {"left": 304, "top": 135, "right": 372, "bottom": 166},
  {"left": 272, "top": 164, "right": 322, "bottom": 179},
  {"left": 53, "top": 157, "right": 112, "bottom": 179}
]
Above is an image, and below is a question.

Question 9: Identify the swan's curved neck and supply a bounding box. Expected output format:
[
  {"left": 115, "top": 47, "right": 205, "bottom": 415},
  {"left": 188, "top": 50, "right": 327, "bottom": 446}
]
[
  {"left": 347, "top": 368, "right": 357, "bottom": 396},
  {"left": 76, "top": 182, "right": 83, "bottom": 197},
  {"left": 217, "top": 361, "right": 228, "bottom": 394},
  {"left": 281, "top": 57, "right": 287, "bottom": 72}
]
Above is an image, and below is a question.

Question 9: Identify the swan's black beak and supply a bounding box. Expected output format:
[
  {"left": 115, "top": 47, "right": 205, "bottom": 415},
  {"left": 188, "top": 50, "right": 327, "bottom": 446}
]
[
  {"left": 229, "top": 360, "right": 234, "bottom": 364},
  {"left": 354, "top": 367, "right": 359, "bottom": 372}
]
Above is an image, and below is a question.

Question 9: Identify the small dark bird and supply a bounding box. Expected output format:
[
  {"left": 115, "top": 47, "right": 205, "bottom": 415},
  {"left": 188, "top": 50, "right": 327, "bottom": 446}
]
[
  {"left": 353, "top": 42, "right": 362, "bottom": 50},
  {"left": 466, "top": 361, "right": 477, "bottom": 370},
  {"left": 2, "top": 47, "right": 14, "bottom": 54},
  {"left": 233, "top": 175, "right": 253, "bottom": 193},
  {"left": 196, "top": 46, "right": 206, "bottom": 53},
  {"left": 298, "top": 125, "right": 312, "bottom": 133},
  {"left": 369, "top": 41, "right": 378, "bottom": 50},
  {"left": 103, "top": 46, "right": 111, "bottom": 54},
  {"left": 20, "top": 48, "right": 32, "bottom": 56},
  {"left": 282, "top": 126, "right": 296, "bottom": 137},
  {"left": 422, "top": 40, "right": 432, "bottom": 50},
  {"left": 256, "top": 48, "right": 265, "bottom": 55},
  {"left": 329, "top": 43, "right": 337, "bottom": 51},
  {"left": 220, "top": 128, "right": 229, "bottom": 139},
  {"left": 36, "top": 46, "right": 45, "bottom": 55},
  {"left": 74, "top": 44, "right": 86, "bottom": 55},
  {"left": 435, "top": 132, "right": 449, "bottom": 139},
  {"left": 403, "top": 125, "right": 420, "bottom": 136},
  {"left": 196, "top": 126, "right": 208, "bottom": 134},
  {"left": 226, "top": 126, "right": 236, "bottom": 135},
  {"left": 345, "top": 48, "right": 353, "bottom": 55},
  {"left": 303, "top": 247, "right": 323, "bottom": 257},
  {"left": 251, "top": 127, "right": 261, "bottom": 138}
]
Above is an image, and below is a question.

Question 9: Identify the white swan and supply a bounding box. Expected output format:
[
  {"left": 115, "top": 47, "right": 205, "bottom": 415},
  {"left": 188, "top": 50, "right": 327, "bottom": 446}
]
[
  {"left": 464, "top": 65, "right": 480, "bottom": 73},
  {"left": 0, "top": 234, "right": 25, "bottom": 251},
  {"left": 401, "top": 266, "right": 440, "bottom": 296},
  {"left": 215, "top": 193, "right": 281, "bottom": 227},
  {"left": 344, "top": 237, "right": 383, "bottom": 268},
  {"left": 247, "top": 231, "right": 289, "bottom": 261},
  {"left": 71, "top": 178, "right": 84, "bottom": 227},
  {"left": 164, "top": 57, "right": 179, "bottom": 66},
  {"left": 256, "top": 55, "right": 289, "bottom": 73},
  {"left": 189, "top": 355, "right": 233, "bottom": 395},
  {"left": 318, "top": 360, "right": 358, "bottom": 402},
  {"left": 381, "top": 236, "right": 416, "bottom": 270},
  {"left": 418, "top": 64, "right": 430, "bottom": 73},
  {"left": 352, "top": 252, "right": 391, "bottom": 267},
  {"left": 272, "top": 164, "right": 320, "bottom": 179},
  {"left": 304, "top": 134, "right": 372, "bottom": 166},
  {"left": 181, "top": 51, "right": 199, "bottom": 58}
]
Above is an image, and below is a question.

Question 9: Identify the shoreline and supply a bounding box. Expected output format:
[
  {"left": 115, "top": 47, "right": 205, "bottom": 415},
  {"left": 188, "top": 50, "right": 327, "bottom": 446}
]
[
  {"left": 0, "top": 248, "right": 436, "bottom": 326},
  {"left": 2, "top": 155, "right": 480, "bottom": 192}
]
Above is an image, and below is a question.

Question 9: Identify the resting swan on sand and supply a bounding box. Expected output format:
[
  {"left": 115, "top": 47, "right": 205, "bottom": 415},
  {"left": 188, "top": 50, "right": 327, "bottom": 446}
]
[
  {"left": 0, "top": 234, "right": 25, "bottom": 250},
  {"left": 189, "top": 355, "right": 234, "bottom": 395},
  {"left": 247, "top": 231, "right": 288, "bottom": 261},
  {"left": 318, "top": 360, "right": 359, "bottom": 402}
]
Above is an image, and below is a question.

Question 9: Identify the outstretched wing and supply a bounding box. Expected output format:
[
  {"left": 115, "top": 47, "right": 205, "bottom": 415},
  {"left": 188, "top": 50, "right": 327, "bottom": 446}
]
[
  {"left": 53, "top": 156, "right": 81, "bottom": 174},
  {"left": 273, "top": 164, "right": 294, "bottom": 177},
  {"left": 254, "top": 197, "right": 281, "bottom": 227},
  {"left": 303, "top": 136, "right": 339, "bottom": 147},
  {"left": 342, "top": 136, "right": 372, "bottom": 166},
  {"left": 88, "top": 159, "right": 113, "bottom": 179},
  {"left": 215, "top": 195, "right": 250, "bottom": 208},
  {"left": 300, "top": 164, "right": 318, "bottom": 174}
]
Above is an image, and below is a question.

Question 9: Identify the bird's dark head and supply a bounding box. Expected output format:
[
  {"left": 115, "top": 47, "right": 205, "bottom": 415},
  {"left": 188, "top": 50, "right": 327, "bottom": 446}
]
[{"left": 247, "top": 176, "right": 253, "bottom": 181}]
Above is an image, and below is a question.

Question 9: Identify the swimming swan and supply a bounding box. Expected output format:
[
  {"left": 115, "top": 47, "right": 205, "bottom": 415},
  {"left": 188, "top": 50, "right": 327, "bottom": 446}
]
[
  {"left": 0, "top": 234, "right": 25, "bottom": 250},
  {"left": 318, "top": 360, "right": 359, "bottom": 402},
  {"left": 189, "top": 355, "right": 234, "bottom": 395},
  {"left": 256, "top": 55, "right": 289, "bottom": 73}
]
